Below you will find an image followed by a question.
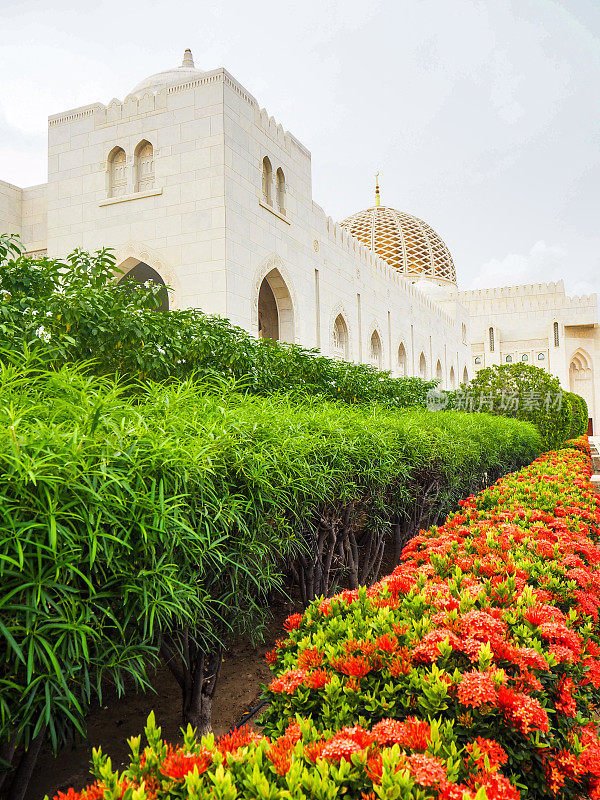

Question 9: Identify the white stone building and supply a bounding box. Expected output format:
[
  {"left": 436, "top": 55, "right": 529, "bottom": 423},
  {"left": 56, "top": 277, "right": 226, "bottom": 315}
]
[{"left": 0, "top": 50, "right": 598, "bottom": 431}]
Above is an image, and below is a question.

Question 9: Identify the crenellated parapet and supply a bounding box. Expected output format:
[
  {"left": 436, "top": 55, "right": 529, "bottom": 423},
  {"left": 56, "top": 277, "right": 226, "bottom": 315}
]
[
  {"left": 312, "top": 208, "right": 458, "bottom": 329},
  {"left": 254, "top": 107, "right": 310, "bottom": 158},
  {"left": 457, "top": 282, "right": 597, "bottom": 315}
]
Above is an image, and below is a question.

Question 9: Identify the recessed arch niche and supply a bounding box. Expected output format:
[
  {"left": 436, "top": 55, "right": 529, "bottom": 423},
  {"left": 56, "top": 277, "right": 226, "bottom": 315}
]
[
  {"left": 257, "top": 267, "right": 294, "bottom": 343},
  {"left": 569, "top": 348, "right": 594, "bottom": 432},
  {"left": 117, "top": 259, "right": 169, "bottom": 311}
]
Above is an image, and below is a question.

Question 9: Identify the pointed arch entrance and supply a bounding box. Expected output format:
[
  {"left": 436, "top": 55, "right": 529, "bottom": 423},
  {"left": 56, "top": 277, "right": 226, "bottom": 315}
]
[
  {"left": 257, "top": 268, "right": 294, "bottom": 343},
  {"left": 117, "top": 260, "right": 169, "bottom": 310}
]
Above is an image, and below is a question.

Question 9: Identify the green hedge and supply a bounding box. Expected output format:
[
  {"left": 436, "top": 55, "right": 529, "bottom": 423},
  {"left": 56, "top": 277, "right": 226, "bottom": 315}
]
[
  {"left": 565, "top": 390, "right": 588, "bottom": 438},
  {"left": 449, "top": 362, "right": 587, "bottom": 449},
  {"left": 0, "top": 354, "right": 541, "bottom": 797},
  {"left": 0, "top": 236, "right": 433, "bottom": 408},
  {"left": 45, "top": 439, "right": 600, "bottom": 800}
]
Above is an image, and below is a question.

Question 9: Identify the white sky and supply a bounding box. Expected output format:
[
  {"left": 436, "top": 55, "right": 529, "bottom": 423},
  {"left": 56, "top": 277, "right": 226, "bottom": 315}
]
[{"left": 1, "top": 0, "right": 599, "bottom": 296}]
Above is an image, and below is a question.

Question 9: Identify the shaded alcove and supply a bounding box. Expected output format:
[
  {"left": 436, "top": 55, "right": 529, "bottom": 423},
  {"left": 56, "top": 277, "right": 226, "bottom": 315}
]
[
  {"left": 118, "top": 261, "right": 169, "bottom": 311},
  {"left": 257, "top": 268, "right": 294, "bottom": 342}
]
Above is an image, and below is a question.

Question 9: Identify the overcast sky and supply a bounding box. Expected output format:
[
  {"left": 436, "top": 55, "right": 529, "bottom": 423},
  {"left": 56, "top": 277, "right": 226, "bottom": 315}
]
[{"left": 1, "top": 0, "right": 599, "bottom": 296}]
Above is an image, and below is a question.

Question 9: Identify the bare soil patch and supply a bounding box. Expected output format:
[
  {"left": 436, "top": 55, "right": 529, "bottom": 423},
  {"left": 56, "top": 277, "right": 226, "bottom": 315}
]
[{"left": 25, "top": 606, "right": 293, "bottom": 800}]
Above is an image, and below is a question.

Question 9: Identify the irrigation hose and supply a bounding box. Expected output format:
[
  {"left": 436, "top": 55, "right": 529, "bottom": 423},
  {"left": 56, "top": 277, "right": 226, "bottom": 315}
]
[{"left": 229, "top": 698, "right": 269, "bottom": 732}]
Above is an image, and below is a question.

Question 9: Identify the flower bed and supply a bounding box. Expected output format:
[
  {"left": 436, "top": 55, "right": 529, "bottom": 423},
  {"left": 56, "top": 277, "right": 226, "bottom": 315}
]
[{"left": 54, "top": 435, "right": 600, "bottom": 800}]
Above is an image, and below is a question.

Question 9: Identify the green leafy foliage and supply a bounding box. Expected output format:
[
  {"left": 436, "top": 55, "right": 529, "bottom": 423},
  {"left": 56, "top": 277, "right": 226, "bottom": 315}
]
[
  {"left": 0, "top": 235, "right": 544, "bottom": 799},
  {"left": 0, "top": 234, "right": 432, "bottom": 408},
  {"left": 565, "top": 391, "right": 588, "bottom": 438},
  {"left": 0, "top": 352, "right": 540, "bottom": 782},
  {"left": 449, "top": 362, "right": 586, "bottom": 450},
  {"left": 46, "top": 439, "right": 600, "bottom": 800}
]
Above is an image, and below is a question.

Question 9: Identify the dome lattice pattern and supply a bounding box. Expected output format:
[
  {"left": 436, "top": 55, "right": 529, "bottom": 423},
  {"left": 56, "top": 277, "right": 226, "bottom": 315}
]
[{"left": 340, "top": 206, "right": 456, "bottom": 285}]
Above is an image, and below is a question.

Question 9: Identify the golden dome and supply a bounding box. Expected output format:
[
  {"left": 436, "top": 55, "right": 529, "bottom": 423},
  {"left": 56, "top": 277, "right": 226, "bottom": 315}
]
[{"left": 340, "top": 204, "right": 457, "bottom": 286}]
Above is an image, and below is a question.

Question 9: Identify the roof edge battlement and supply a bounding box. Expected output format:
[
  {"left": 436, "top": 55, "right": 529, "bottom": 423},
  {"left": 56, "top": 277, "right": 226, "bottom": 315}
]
[
  {"left": 457, "top": 282, "right": 597, "bottom": 310},
  {"left": 317, "top": 211, "right": 458, "bottom": 329}
]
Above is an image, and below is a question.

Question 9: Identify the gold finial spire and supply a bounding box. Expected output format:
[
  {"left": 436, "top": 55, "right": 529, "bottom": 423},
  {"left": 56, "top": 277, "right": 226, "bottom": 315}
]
[{"left": 375, "top": 172, "right": 380, "bottom": 207}]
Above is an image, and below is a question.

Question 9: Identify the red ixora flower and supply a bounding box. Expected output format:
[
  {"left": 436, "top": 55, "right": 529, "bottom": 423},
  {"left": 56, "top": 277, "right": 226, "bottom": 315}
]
[
  {"left": 474, "top": 770, "right": 520, "bottom": 800},
  {"left": 331, "top": 654, "right": 372, "bottom": 678},
  {"left": 556, "top": 676, "right": 577, "bottom": 717},
  {"left": 217, "top": 724, "right": 263, "bottom": 755},
  {"left": 269, "top": 668, "right": 308, "bottom": 694},
  {"left": 407, "top": 754, "right": 448, "bottom": 787},
  {"left": 372, "top": 717, "right": 431, "bottom": 750},
  {"left": 297, "top": 647, "right": 324, "bottom": 668},
  {"left": 457, "top": 671, "right": 498, "bottom": 708},
  {"left": 497, "top": 687, "right": 549, "bottom": 735},
  {"left": 465, "top": 737, "right": 508, "bottom": 771},
  {"left": 320, "top": 726, "right": 374, "bottom": 762},
  {"left": 160, "top": 748, "right": 212, "bottom": 780},
  {"left": 283, "top": 613, "right": 303, "bottom": 631},
  {"left": 305, "top": 668, "right": 332, "bottom": 689}
]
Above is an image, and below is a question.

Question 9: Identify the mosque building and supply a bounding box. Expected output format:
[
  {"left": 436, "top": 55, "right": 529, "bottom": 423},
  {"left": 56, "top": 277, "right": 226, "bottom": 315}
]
[{"left": 0, "top": 50, "right": 597, "bottom": 431}]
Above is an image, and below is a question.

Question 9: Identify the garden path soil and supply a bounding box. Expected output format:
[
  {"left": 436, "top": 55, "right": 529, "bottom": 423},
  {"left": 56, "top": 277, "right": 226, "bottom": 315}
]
[{"left": 25, "top": 606, "right": 294, "bottom": 800}]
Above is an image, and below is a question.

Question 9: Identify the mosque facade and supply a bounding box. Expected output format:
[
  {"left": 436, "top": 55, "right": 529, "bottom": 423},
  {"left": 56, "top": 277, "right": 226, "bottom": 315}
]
[{"left": 0, "top": 50, "right": 598, "bottom": 430}]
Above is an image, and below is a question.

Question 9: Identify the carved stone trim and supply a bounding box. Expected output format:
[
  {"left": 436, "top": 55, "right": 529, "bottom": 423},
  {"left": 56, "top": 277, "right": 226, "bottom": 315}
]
[{"left": 99, "top": 188, "right": 162, "bottom": 207}]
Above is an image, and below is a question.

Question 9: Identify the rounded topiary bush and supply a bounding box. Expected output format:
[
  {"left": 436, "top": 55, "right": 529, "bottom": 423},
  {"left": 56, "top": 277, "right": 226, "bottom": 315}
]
[
  {"left": 565, "top": 390, "right": 588, "bottom": 438},
  {"left": 450, "top": 362, "right": 584, "bottom": 450}
]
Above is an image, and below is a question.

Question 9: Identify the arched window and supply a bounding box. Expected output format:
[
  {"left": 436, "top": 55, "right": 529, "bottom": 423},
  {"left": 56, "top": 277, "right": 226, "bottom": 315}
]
[
  {"left": 108, "top": 146, "right": 127, "bottom": 197},
  {"left": 449, "top": 366, "right": 456, "bottom": 389},
  {"left": 397, "top": 342, "right": 407, "bottom": 376},
  {"left": 553, "top": 321, "right": 560, "bottom": 348},
  {"left": 489, "top": 327, "right": 495, "bottom": 352},
  {"left": 474, "top": 356, "right": 482, "bottom": 365},
  {"left": 135, "top": 140, "right": 154, "bottom": 192},
  {"left": 461, "top": 323, "right": 467, "bottom": 344},
  {"left": 370, "top": 330, "right": 382, "bottom": 368},
  {"left": 276, "top": 167, "right": 286, "bottom": 215},
  {"left": 332, "top": 314, "right": 349, "bottom": 360},
  {"left": 463, "top": 366, "right": 469, "bottom": 383},
  {"left": 538, "top": 353, "right": 545, "bottom": 361},
  {"left": 436, "top": 359, "right": 443, "bottom": 383},
  {"left": 419, "top": 352, "right": 427, "bottom": 379},
  {"left": 521, "top": 354, "right": 529, "bottom": 362},
  {"left": 506, "top": 355, "right": 513, "bottom": 363},
  {"left": 262, "top": 157, "right": 273, "bottom": 205}
]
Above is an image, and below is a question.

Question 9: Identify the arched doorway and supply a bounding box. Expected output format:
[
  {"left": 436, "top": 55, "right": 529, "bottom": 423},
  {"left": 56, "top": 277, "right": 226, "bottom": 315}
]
[
  {"left": 569, "top": 348, "right": 594, "bottom": 434},
  {"left": 419, "top": 352, "right": 427, "bottom": 380},
  {"left": 463, "top": 366, "right": 469, "bottom": 384},
  {"left": 436, "top": 359, "right": 443, "bottom": 384},
  {"left": 117, "top": 261, "right": 169, "bottom": 311},
  {"left": 257, "top": 268, "right": 294, "bottom": 342},
  {"left": 449, "top": 366, "right": 456, "bottom": 389}
]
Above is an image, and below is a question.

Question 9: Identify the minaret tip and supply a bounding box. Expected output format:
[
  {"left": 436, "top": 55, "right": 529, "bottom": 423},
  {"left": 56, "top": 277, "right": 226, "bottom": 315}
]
[
  {"left": 182, "top": 49, "right": 195, "bottom": 68},
  {"left": 375, "top": 172, "right": 381, "bottom": 207}
]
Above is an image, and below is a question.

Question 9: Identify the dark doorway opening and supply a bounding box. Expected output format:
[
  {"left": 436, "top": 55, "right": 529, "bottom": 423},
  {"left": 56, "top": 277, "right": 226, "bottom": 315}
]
[{"left": 118, "top": 262, "right": 168, "bottom": 311}]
